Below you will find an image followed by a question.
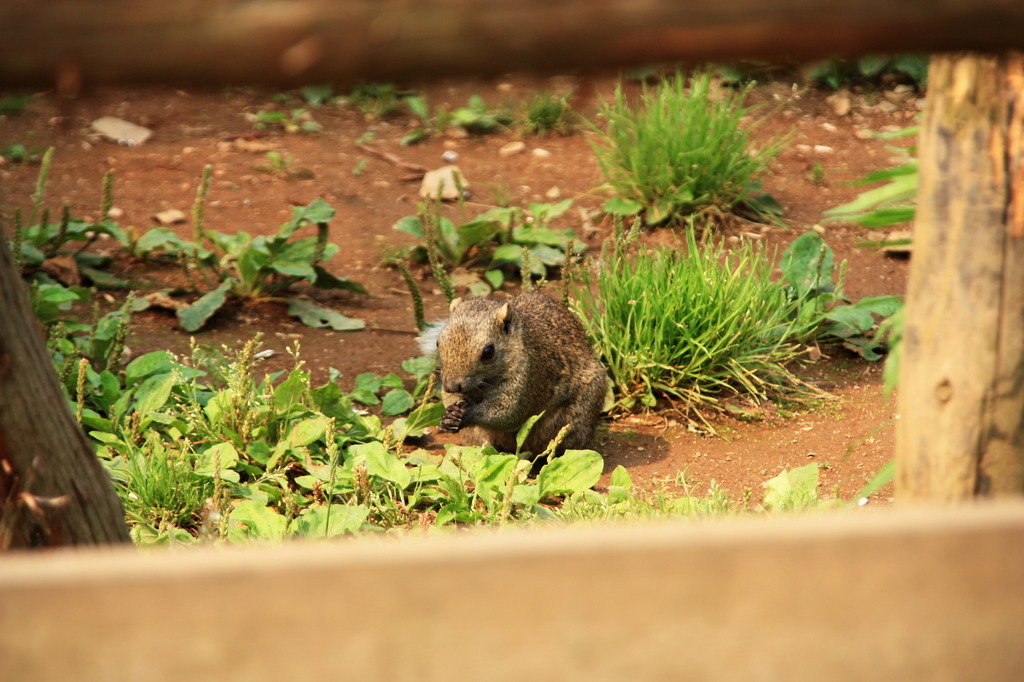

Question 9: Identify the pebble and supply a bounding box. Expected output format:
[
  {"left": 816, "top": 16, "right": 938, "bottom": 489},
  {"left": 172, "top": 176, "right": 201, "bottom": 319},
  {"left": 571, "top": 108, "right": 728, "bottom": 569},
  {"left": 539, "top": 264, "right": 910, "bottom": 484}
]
[
  {"left": 532, "top": 148, "right": 552, "bottom": 159},
  {"left": 154, "top": 209, "right": 186, "bottom": 225},
  {"left": 441, "top": 150, "right": 459, "bottom": 163},
  {"left": 545, "top": 186, "right": 562, "bottom": 200},
  {"left": 92, "top": 116, "right": 153, "bottom": 146},
  {"left": 854, "top": 129, "right": 875, "bottom": 140},
  {"left": 812, "top": 145, "right": 834, "bottom": 154},
  {"left": 419, "top": 165, "right": 468, "bottom": 201},
  {"left": 827, "top": 92, "right": 852, "bottom": 117},
  {"left": 499, "top": 140, "right": 526, "bottom": 157}
]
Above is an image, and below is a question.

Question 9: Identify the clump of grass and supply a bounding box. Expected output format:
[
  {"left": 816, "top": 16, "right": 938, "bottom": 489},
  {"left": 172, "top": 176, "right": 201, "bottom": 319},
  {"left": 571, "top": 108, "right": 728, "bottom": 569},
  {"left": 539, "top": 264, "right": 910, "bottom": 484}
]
[
  {"left": 573, "top": 223, "right": 805, "bottom": 419},
  {"left": 521, "top": 91, "right": 576, "bottom": 136},
  {"left": 590, "top": 70, "right": 783, "bottom": 227}
]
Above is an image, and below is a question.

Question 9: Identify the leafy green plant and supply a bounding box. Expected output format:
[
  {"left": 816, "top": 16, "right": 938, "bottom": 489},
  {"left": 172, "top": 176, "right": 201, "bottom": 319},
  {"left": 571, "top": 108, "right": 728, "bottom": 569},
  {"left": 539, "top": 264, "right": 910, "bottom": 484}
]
[
  {"left": 761, "top": 463, "right": 842, "bottom": 512},
  {"left": 253, "top": 151, "right": 315, "bottom": 180},
  {"left": 1, "top": 143, "right": 45, "bottom": 164},
  {"left": 809, "top": 55, "right": 928, "bottom": 90},
  {"left": 394, "top": 198, "right": 584, "bottom": 294},
  {"left": 0, "top": 93, "right": 35, "bottom": 115},
  {"left": 521, "top": 91, "right": 576, "bottom": 137},
  {"left": 347, "top": 82, "right": 408, "bottom": 118},
  {"left": 400, "top": 95, "right": 443, "bottom": 145},
  {"left": 135, "top": 168, "right": 367, "bottom": 332},
  {"left": 450, "top": 95, "right": 514, "bottom": 134},
  {"left": 590, "top": 70, "right": 784, "bottom": 227},
  {"left": 253, "top": 108, "right": 322, "bottom": 134},
  {"left": 779, "top": 232, "right": 902, "bottom": 361},
  {"left": 301, "top": 85, "right": 335, "bottom": 106},
  {"left": 69, "top": 333, "right": 638, "bottom": 544},
  {"left": 13, "top": 150, "right": 130, "bottom": 288},
  {"left": 573, "top": 223, "right": 807, "bottom": 420}
]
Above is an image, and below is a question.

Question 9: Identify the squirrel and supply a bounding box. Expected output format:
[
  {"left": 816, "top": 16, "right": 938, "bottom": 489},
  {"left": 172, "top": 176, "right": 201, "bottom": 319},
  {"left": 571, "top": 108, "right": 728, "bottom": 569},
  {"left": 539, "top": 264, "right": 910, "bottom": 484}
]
[{"left": 434, "top": 289, "right": 607, "bottom": 457}]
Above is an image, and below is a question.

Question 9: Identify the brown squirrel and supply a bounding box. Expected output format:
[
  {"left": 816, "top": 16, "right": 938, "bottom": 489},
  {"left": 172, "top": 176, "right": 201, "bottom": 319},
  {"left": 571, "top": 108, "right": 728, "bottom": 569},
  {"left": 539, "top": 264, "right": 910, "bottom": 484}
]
[{"left": 435, "top": 290, "right": 606, "bottom": 457}]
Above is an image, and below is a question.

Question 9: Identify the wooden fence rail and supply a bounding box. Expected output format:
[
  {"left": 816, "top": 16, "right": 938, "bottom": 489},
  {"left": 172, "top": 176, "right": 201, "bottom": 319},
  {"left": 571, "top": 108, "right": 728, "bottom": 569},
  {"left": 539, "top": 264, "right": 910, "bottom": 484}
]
[
  {"left": 2, "top": 503, "right": 1023, "bottom": 681},
  {"left": 2, "top": 0, "right": 1024, "bottom": 87}
]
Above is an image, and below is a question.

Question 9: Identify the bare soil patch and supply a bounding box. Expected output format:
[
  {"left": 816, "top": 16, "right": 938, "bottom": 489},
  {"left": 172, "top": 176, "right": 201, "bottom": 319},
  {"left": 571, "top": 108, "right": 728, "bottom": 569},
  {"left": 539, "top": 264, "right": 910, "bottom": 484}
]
[{"left": 0, "top": 72, "right": 915, "bottom": 506}]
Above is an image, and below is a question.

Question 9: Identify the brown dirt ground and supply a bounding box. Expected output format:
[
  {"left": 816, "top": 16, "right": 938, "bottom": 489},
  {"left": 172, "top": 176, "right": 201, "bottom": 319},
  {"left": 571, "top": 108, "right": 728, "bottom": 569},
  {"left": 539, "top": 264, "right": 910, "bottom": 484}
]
[{"left": 0, "top": 71, "right": 915, "bottom": 507}]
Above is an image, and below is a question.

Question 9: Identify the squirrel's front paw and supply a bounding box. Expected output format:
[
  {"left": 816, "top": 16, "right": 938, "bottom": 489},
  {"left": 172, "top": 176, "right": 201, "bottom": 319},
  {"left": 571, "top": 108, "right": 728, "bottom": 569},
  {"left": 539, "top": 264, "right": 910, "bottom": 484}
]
[{"left": 439, "top": 400, "right": 467, "bottom": 433}]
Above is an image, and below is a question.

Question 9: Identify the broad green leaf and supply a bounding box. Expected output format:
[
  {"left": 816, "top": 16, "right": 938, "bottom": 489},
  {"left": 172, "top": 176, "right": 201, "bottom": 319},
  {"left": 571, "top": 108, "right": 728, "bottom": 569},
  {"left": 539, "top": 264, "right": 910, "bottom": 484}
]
[
  {"left": 291, "top": 504, "right": 370, "bottom": 537},
  {"left": 857, "top": 54, "right": 889, "bottom": 77},
  {"left": 609, "top": 465, "right": 632, "bottom": 489},
  {"left": 355, "top": 373, "right": 382, "bottom": 392},
  {"left": 288, "top": 417, "right": 327, "bottom": 447},
  {"left": 195, "top": 442, "right": 241, "bottom": 482},
  {"left": 537, "top": 449, "right": 603, "bottom": 498},
  {"left": 235, "top": 248, "right": 269, "bottom": 292},
  {"left": 401, "top": 356, "right": 436, "bottom": 380},
  {"left": 529, "top": 198, "right": 574, "bottom": 222},
  {"left": 515, "top": 412, "right": 545, "bottom": 453},
  {"left": 228, "top": 500, "right": 288, "bottom": 541},
  {"left": 132, "top": 372, "right": 176, "bottom": 416},
  {"left": 484, "top": 269, "right": 504, "bottom": 290},
  {"left": 511, "top": 483, "right": 541, "bottom": 507},
  {"left": 604, "top": 196, "right": 642, "bottom": 216},
  {"left": 780, "top": 232, "right": 834, "bottom": 297},
  {"left": 489, "top": 243, "right": 527, "bottom": 266},
  {"left": 350, "top": 442, "right": 412, "bottom": 489},
  {"left": 456, "top": 219, "right": 502, "bottom": 252},
  {"left": 177, "top": 279, "right": 233, "bottom": 332},
  {"left": 313, "top": 266, "right": 369, "bottom": 294},
  {"left": 473, "top": 454, "right": 518, "bottom": 506},
  {"left": 406, "top": 96, "right": 430, "bottom": 120},
  {"left": 381, "top": 388, "right": 415, "bottom": 416},
  {"left": 274, "top": 369, "right": 310, "bottom": 414},
  {"left": 299, "top": 197, "right": 336, "bottom": 224},
  {"left": 78, "top": 265, "right": 127, "bottom": 290},
  {"left": 400, "top": 401, "right": 445, "bottom": 437},
  {"left": 125, "top": 351, "right": 176, "bottom": 387},
  {"left": 763, "top": 463, "right": 820, "bottom": 511},
  {"left": 286, "top": 298, "right": 365, "bottom": 331},
  {"left": 529, "top": 244, "right": 566, "bottom": 267},
  {"left": 393, "top": 215, "right": 425, "bottom": 238}
]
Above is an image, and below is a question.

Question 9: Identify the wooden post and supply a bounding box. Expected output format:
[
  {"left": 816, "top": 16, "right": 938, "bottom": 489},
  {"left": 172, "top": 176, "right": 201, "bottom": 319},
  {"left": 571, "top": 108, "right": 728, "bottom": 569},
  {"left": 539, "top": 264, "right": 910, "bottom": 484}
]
[
  {"left": 897, "top": 53, "right": 1024, "bottom": 499},
  {"left": 0, "top": 236, "right": 131, "bottom": 547}
]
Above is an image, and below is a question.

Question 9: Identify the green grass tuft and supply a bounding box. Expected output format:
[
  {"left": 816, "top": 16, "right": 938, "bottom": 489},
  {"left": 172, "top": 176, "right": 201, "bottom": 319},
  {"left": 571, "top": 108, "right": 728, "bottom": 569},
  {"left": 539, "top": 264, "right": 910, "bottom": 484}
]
[
  {"left": 590, "top": 70, "right": 783, "bottom": 227},
  {"left": 573, "top": 225, "right": 806, "bottom": 420}
]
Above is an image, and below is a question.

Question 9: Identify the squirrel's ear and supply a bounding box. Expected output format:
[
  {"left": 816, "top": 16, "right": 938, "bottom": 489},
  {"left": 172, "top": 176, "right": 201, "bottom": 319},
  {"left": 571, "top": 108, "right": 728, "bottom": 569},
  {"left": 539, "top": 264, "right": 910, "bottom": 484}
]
[
  {"left": 495, "top": 302, "right": 511, "bottom": 332},
  {"left": 448, "top": 298, "right": 463, "bottom": 313}
]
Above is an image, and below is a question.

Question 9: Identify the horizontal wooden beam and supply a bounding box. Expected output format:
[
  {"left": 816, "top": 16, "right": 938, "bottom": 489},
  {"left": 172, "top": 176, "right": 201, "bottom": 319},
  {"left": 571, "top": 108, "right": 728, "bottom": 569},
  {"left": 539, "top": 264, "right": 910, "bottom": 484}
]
[
  {"left": 2, "top": 0, "right": 1024, "bottom": 88},
  {"left": 2, "top": 502, "right": 1023, "bottom": 681}
]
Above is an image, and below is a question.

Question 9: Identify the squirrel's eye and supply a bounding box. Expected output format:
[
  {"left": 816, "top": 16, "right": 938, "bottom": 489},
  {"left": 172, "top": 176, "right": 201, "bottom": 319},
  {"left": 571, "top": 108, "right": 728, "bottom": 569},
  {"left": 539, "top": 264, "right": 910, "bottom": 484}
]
[{"left": 481, "top": 344, "right": 495, "bottom": 361}]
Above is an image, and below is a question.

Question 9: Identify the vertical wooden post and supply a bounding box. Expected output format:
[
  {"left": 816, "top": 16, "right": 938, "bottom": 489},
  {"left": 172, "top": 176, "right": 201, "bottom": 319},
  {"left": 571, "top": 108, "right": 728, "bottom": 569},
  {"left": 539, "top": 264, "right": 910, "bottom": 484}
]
[
  {"left": 0, "top": 236, "right": 131, "bottom": 547},
  {"left": 897, "top": 52, "right": 1024, "bottom": 500}
]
